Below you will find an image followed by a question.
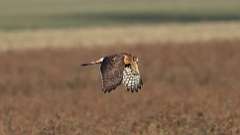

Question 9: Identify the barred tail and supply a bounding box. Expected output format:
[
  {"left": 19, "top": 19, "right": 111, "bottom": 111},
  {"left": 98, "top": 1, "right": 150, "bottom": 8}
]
[{"left": 81, "top": 57, "right": 104, "bottom": 66}]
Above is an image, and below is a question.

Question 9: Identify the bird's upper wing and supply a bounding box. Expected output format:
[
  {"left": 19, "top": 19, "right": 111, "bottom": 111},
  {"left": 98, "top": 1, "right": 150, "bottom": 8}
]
[
  {"left": 122, "top": 67, "right": 143, "bottom": 92},
  {"left": 100, "top": 55, "right": 125, "bottom": 93}
]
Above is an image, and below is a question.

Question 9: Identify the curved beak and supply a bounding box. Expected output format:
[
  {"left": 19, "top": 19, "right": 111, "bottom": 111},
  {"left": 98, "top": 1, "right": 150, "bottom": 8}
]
[{"left": 131, "top": 62, "right": 140, "bottom": 75}]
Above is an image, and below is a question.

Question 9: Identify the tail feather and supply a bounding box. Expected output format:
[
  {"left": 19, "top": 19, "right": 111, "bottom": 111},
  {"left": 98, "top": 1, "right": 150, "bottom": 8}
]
[{"left": 81, "top": 57, "right": 104, "bottom": 66}]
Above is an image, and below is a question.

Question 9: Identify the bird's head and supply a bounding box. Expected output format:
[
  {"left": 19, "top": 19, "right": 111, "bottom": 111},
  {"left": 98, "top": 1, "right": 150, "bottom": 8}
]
[{"left": 123, "top": 53, "right": 140, "bottom": 75}]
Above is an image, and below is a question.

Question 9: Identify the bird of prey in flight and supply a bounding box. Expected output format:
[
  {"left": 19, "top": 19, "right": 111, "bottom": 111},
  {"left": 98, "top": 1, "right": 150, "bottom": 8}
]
[{"left": 81, "top": 53, "right": 143, "bottom": 93}]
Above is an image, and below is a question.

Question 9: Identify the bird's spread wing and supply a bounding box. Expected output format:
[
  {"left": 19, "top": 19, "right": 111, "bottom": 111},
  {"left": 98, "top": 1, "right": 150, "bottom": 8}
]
[
  {"left": 100, "top": 55, "right": 125, "bottom": 93},
  {"left": 122, "top": 67, "right": 143, "bottom": 92}
]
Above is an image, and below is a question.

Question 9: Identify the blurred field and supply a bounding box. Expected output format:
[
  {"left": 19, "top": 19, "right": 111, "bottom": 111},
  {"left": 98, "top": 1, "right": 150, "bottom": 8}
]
[
  {"left": 1, "top": 22, "right": 240, "bottom": 51},
  {"left": 0, "top": 40, "right": 239, "bottom": 135},
  {"left": 1, "top": 0, "right": 240, "bottom": 30}
]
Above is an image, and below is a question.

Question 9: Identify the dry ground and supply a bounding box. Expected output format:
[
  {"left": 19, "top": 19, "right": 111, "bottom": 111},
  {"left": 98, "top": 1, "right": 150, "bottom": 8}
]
[{"left": 0, "top": 40, "right": 240, "bottom": 135}]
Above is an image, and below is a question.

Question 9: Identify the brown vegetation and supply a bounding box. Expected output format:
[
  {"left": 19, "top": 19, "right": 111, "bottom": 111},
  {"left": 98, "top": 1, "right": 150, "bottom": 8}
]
[{"left": 0, "top": 40, "right": 240, "bottom": 135}]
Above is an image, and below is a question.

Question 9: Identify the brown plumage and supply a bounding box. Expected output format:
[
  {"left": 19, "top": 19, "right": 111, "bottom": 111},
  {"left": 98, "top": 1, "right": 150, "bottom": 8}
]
[{"left": 81, "top": 53, "right": 143, "bottom": 93}]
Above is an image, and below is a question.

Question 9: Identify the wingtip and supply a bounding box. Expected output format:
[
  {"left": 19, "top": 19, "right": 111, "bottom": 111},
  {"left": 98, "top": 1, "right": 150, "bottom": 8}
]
[
  {"left": 102, "top": 88, "right": 109, "bottom": 93},
  {"left": 102, "top": 86, "right": 118, "bottom": 93},
  {"left": 103, "top": 89, "right": 111, "bottom": 94}
]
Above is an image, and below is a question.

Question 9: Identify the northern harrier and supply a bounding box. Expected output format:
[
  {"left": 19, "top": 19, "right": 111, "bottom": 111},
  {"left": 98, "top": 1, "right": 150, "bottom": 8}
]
[{"left": 81, "top": 53, "right": 143, "bottom": 93}]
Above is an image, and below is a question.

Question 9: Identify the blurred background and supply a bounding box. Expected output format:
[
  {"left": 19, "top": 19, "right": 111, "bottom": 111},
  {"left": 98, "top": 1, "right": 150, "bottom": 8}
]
[
  {"left": 1, "top": 0, "right": 240, "bottom": 29},
  {"left": 1, "top": 0, "right": 240, "bottom": 50},
  {"left": 0, "top": 0, "right": 240, "bottom": 135}
]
